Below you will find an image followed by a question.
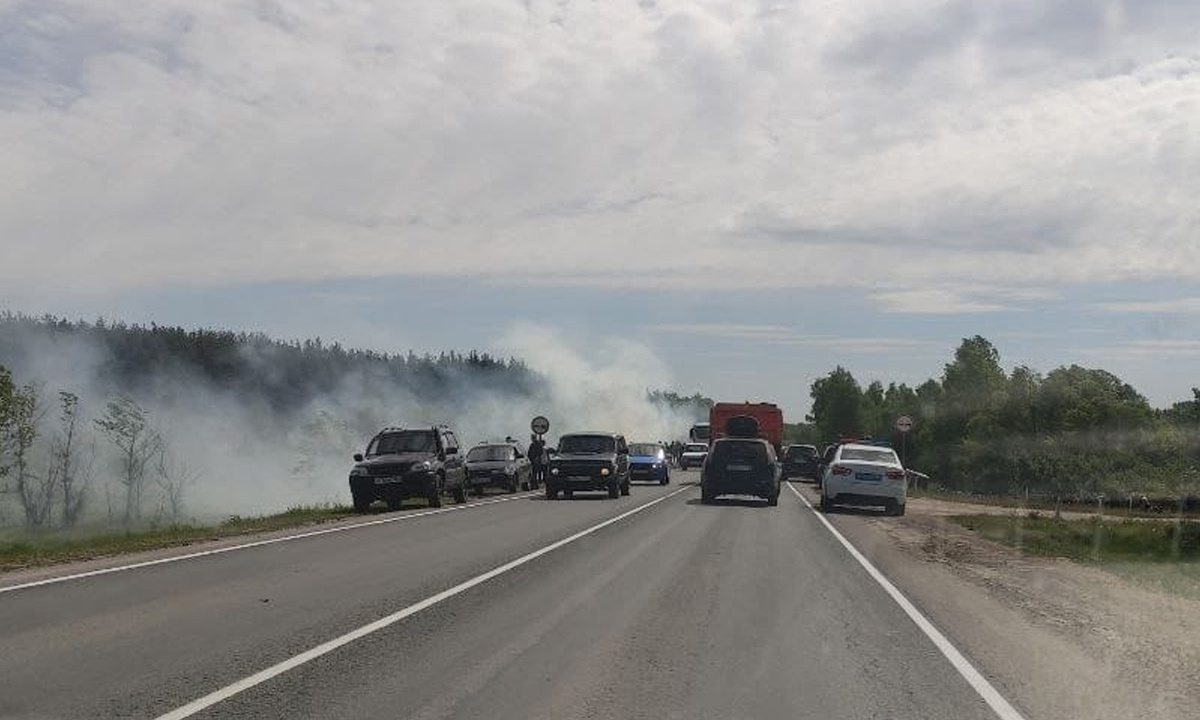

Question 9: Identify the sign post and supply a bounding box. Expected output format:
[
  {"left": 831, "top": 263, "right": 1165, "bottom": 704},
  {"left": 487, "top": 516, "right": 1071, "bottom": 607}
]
[
  {"left": 531, "top": 415, "right": 550, "bottom": 439},
  {"left": 895, "top": 415, "right": 914, "bottom": 470}
]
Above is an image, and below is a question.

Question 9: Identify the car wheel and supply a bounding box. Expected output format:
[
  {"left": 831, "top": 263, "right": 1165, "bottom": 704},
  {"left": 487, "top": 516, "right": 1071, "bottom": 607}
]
[
  {"left": 427, "top": 477, "right": 443, "bottom": 508},
  {"left": 386, "top": 495, "right": 403, "bottom": 511},
  {"left": 660, "top": 475, "right": 668, "bottom": 485},
  {"left": 701, "top": 485, "right": 715, "bottom": 504},
  {"left": 352, "top": 492, "right": 371, "bottom": 514},
  {"left": 820, "top": 493, "right": 832, "bottom": 513},
  {"left": 767, "top": 491, "right": 779, "bottom": 507},
  {"left": 521, "top": 481, "right": 530, "bottom": 491},
  {"left": 564, "top": 489, "right": 574, "bottom": 500},
  {"left": 507, "top": 475, "right": 518, "bottom": 493},
  {"left": 896, "top": 503, "right": 906, "bottom": 517},
  {"left": 545, "top": 484, "right": 558, "bottom": 501}
]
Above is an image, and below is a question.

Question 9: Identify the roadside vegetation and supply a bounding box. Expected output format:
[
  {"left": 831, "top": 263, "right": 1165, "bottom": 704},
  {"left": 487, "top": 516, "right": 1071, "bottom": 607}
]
[
  {"left": 802, "top": 336, "right": 1200, "bottom": 514},
  {"left": 0, "top": 503, "right": 372, "bottom": 571},
  {"left": 949, "top": 513, "right": 1200, "bottom": 564}
]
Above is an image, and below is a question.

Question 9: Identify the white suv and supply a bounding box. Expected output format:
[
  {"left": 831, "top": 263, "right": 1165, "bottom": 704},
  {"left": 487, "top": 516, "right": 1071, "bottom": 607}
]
[{"left": 820, "top": 443, "right": 907, "bottom": 516}]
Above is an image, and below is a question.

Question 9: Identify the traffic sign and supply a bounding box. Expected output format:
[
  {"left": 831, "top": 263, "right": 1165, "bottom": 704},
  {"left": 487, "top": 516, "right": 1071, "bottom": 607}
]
[
  {"left": 531, "top": 416, "right": 550, "bottom": 436},
  {"left": 895, "top": 415, "right": 914, "bottom": 433}
]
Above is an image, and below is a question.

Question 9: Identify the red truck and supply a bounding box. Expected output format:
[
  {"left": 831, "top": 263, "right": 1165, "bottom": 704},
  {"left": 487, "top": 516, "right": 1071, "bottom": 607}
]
[{"left": 709, "top": 402, "right": 784, "bottom": 453}]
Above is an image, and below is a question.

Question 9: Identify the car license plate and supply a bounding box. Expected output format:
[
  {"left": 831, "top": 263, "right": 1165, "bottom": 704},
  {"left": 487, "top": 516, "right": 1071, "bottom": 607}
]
[
  {"left": 568, "top": 475, "right": 591, "bottom": 482},
  {"left": 727, "top": 464, "right": 752, "bottom": 471},
  {"left": 855, "top": 472, "right": 882, "bottom": 482},
  {"left": 374, "top": 476, "right": 399, "bottom": 485}
]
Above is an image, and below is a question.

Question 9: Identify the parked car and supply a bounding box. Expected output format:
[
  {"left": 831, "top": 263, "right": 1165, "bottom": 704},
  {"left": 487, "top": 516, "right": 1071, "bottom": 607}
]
[
  {"left": 348, "top": 425, "right": 469, "bottom": 511},
  {"left": 628, "top": 442, "right": 670, "bottom": 485},
  {"left": 781, "top": 444, "right": 819, "bottom": 480},
  {"left": 700, "top": 437, "right": 781, "bottom": 506},
  {"left": 679, "top": 442, "right": 709, "bottom": 470},
  {"left": 465, "top": 442, "right": 532, "bottom": 494},
  {"left": 546, "top": 432, "right": 630, "bottom": 499},
  {"left": 820, "top": 443, "right": 907, "bottom": 515}
]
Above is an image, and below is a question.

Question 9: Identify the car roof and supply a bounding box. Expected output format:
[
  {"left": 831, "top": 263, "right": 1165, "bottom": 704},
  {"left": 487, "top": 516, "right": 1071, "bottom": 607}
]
[
  {"left": 561, "top": 431, "right": 619, "bottom": 437},
  {"left": 714, "top": 437, "right": 768, "bottom": 445},
  {"left": 840, "top": 443, "right": 896, "bottom": 452}
]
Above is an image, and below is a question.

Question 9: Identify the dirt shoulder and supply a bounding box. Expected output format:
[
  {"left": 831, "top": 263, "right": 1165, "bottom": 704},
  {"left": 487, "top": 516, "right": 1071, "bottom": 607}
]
[{"left": 791, "top": 482, "right": 1200, "bottom": 720}]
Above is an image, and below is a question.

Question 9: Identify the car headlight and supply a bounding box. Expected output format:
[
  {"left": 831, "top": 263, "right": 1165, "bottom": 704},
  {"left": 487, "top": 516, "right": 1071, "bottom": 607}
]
[
  {"left": 653, "top": 461, "right": 663, "bottom": 468},
  {"left": 600, "top": 467, "right": 611, "bottom": 476},
  {"left": 412, "top": 460, "right": 433, "bottom": 472},
  {"left": 350, "top": 466, "right": 369, "bottom": 477},
  {"left": 551, "top": 467, "right": 560, "bottom": 475}
]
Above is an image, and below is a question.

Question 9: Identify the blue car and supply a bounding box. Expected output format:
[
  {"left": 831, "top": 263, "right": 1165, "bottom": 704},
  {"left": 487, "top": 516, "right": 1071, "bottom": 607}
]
[{"left": 628, "top": 442, "right": 670, "bottom": 485}]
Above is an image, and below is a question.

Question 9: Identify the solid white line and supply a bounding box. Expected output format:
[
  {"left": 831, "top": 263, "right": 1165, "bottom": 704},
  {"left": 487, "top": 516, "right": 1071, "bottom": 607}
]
[
  {"left": 0, "top": 492, "right": 538, "bottom": 595},
  {"left": 153, "top": 486, "right": 689, "bottom": 720},
  {"left": 784, "top": 482, "right": 1027, "bottom": 720}
]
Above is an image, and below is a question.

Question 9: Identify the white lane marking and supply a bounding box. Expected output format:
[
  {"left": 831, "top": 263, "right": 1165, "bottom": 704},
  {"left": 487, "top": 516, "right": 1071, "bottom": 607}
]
[
  {"left": 0, "top": 492, "right": 538, "bottom": 595},
  {"left": 153, "top": 486, "right": 689, "bottom": 720},
  {"left": 785, "top": 482, "right": 1027, "bottom": 720}
]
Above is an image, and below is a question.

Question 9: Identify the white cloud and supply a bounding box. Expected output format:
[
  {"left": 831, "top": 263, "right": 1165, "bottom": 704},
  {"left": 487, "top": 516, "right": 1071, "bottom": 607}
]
[
  {"left": 1, "top": 0, "right": 1199, "bottom": 312},
  {"left": 1083, "top": 339, "right": 1200, "bottom": 358},
  {"left": 1097, "top": 298, "right": 1200, "bottom": 314},
  {"left": 646, "top": 323, "right": 940, "bottom": 352}
]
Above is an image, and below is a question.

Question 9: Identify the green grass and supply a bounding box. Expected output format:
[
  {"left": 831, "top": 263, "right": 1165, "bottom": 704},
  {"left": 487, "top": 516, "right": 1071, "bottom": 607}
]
[
  {"left": 0, "top": 503, "right": 375, "bottom": 571},
  {"left": 909, "top": 486, "right": 1200, "bottom": 519},
  {"left": 948, "top": 513, "right": 1200, "bottom": 564}
]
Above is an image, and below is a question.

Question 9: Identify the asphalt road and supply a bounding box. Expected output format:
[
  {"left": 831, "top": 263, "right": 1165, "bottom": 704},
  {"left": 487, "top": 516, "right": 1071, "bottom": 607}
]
[{"left": 0, "top": 473, "right": 1015, "bottom": 720}]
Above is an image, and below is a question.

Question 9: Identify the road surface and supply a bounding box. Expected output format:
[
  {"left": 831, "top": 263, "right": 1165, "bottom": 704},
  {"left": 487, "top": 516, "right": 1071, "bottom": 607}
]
[{"left": 0, "top": 473, "right": 1022, "bottom": 720}]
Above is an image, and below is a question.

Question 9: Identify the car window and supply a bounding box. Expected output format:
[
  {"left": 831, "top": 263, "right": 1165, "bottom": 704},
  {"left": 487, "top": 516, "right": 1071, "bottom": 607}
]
[
  {"left": 467, "top": 445, "right": 513, "bottom": 461},
  {"left": 839, "top": 448, "right": 899, "bottom": 464},
  {"left": 369, "top": 431, "right": 436, "bottom": 455},
  {"left": 559, "top": 435, "right": 616, "bottom": 454},
  {"left": 711, "top": 440, "right": 768, "bottom": 464},
  {"left": 685, "top": 444, "right": 708, "bottom": 453},
  {"left": 629, "top": 443, "right": 662, "bottom": 456}
]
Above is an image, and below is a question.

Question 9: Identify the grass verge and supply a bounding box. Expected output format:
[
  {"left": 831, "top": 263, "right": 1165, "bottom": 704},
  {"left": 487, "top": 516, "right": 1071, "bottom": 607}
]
[
  {"left": 948, "top": 513, "right": 1200, "bottom": 563},
  {"left": 0, "top": 503, "right": 385, "bottom": 572},
  {"left": 909, "top": 487, "right": 1200, "bottom": 520}
]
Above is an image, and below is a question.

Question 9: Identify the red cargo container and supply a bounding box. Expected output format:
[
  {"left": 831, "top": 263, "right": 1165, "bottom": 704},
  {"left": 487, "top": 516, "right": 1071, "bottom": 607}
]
[{"left": 709, "top": 402, "right": 784, "bottom": 453}]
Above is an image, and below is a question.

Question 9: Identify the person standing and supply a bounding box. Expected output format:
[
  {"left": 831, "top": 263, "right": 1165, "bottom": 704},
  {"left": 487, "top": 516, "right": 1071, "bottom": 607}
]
[{"left": 528, "top": 433, "right": 546, "bottom": 489}]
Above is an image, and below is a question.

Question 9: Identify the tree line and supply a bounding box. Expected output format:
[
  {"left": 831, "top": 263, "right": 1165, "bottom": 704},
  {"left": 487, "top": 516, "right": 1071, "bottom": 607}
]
[{"left": 805, "top": 336, "right": 1200, "bottom": 509}]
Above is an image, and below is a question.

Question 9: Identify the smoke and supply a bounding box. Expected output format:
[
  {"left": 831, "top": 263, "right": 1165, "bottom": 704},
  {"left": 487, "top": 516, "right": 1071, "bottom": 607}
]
[{"left": 0, "top": 319, "right": 702, "bottom": 522}]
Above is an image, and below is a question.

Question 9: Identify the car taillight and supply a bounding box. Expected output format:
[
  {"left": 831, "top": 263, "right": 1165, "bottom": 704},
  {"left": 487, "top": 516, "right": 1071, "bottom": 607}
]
[
  {"left": 831, "top": 465, "right": 852, "bottom": 476},
  {"left": 886, "top": 470, "right": 906, "bottom": 481}
]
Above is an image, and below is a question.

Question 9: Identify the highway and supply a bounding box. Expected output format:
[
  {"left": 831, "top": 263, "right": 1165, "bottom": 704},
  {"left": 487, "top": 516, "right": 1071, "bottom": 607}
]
[{"left": 0, "top": 472, "right": 1021, "bottom": 720}]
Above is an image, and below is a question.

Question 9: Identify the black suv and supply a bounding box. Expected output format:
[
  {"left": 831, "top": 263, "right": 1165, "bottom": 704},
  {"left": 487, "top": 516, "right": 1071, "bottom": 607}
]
[
  {"left": 700, "top": 437, "right": 781, "bottom": 506},
  {"left": 781, "top": 444, "right": 819, "bottom": 481},
  {"left": 546, "top": 432, "right": 630, "bottom": 500},
  {"left": 348, "top": 426, "right": 469, "bottom": 511}
]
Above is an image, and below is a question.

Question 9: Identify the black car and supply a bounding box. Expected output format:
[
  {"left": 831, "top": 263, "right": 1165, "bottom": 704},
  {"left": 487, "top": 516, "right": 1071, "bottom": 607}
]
[
  {"left": 348, "top": 426, "right": 469, "bottom": 511},
  {"left": 465, "top": 442, "right": 533, "bottom": 494},
  {"left": 781, "top": 444, "right": 819, "bottom": 481},
  {"left": 700, "top": 437, "right": 781, "bottom": 506},
  {"left": 546, "top": 432, "right": 630, "bottom": 499}
]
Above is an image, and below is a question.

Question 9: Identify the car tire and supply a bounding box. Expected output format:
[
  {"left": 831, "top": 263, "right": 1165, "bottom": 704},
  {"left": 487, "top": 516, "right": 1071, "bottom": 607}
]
[
  {"left": 352, "top": 492, "right": 371, "bottom": 514},
  {"left": 820, "top": 492, "right": 831, "bottom": 513},
  {"left": 521, "top": 481, "right": 530, "bottom": 491},
  {"left": 701, "top": 485, "right": 715, "bottom": 504},
  {"left": 660, "top": 475, "right": 668, "bottom": 485},
  {"left": 386, "top": 495, "right": 403, "bottom": 511},
  {"left": 564, "top": 489, "right": 574, "bottom": 500},
  {"left": 507, "top": 475, "right": 518, "bottom": 493},
  {"left": 452, "top": 478, "right": 468, "bottom": 504},
  {"left": 545, "top": 484, "right": 558, "bottom": 501},
  {"left": 896, "top": 503, "right": 906, "bottom": 516},
  {"left": 427, "top": 478, "right": 443, "bottom": 508},
  {"left": 767, "top": 491, "right": 779, "bottom": 507}
]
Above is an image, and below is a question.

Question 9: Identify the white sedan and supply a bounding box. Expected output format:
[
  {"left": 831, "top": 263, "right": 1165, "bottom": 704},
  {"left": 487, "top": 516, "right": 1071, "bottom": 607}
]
[
  {"left": 820, "top": 443, "right": 907, "bottom": 516},
  {"left": 679, "top": 443, "right": 709, "bottom": 470}
]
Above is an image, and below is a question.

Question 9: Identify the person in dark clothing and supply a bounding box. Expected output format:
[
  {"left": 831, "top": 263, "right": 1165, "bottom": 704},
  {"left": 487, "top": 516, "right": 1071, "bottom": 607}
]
[{"left": 528, "top": 434, "right": 546, "bottom": 488}]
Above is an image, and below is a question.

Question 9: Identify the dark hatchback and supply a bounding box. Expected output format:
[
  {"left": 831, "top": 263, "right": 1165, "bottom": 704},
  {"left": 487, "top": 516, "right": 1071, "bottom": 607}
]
[
  {"left": 781, "top": 444, "right": 819, "bottom": 481},
  {"left": 700, "top": 438, "right": 781, "bottom": 506},
  {"left": 546, "top": 432, "right": 630, "bottom": 499}
]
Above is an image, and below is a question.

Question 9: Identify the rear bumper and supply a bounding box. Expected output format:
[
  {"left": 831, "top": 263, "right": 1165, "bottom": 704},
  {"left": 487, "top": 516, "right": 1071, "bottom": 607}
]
[
  {"left": 704, "top": 472, "right": 778, "bottom": 499},
  {"left": 824, "top": 479, "right": 906, "bottom": 505}
]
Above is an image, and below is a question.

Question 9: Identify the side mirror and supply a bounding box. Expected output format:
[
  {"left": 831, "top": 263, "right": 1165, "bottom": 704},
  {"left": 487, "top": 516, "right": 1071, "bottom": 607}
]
[{"left": 353, "top": 453, "right": 364, "bottom": 462}]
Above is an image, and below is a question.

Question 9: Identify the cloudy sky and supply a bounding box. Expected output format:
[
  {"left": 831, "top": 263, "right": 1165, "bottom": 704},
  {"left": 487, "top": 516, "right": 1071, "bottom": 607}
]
[{"left": 2, "top": 0, "right": 1198, "bottom": 416}]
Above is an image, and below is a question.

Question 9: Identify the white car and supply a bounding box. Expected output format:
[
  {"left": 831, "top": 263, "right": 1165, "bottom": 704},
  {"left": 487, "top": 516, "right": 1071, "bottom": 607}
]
[
  {"left": 820, "top": 443, "right": 907, "bottom": 515},
  {"left": 679, "top": 443, "right": 709, "bottom": 470}
]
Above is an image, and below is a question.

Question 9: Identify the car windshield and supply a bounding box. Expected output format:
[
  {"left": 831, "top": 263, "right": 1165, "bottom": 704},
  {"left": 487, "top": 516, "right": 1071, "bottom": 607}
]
[
  {"left": 558, "top": 435, "right": 615, "bottom": 454},
  {"left": 369, "top": 431, "right": 436, "bottom": 456},
  {"left": 711, "top": 440, "right": 768, "bottom": 464},
  {"left": 629, "top": 443, "right": 662, "bottom": 457},
  {"left": 840, "top": 448, "right": 899, "bottom": 464},
  {"left": 787, "top": 446, "right": 815, "bottom": 459},
  {"left": 685, "top": 444, "right": 708, "bottom": 453},
  {"left": 467, "top": 445, "right": 513, "bottom": 462}
]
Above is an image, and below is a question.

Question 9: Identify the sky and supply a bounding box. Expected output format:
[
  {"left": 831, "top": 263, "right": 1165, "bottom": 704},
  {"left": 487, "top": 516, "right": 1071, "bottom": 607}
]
[{"left": 2, "top": 0, "right": 1199, "bottom": 418}]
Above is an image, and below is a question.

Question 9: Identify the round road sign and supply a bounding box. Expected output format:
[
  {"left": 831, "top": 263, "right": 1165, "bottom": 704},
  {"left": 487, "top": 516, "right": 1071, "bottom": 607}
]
[
  {"left": 895, "top": 415, "right": 914, "bottom": 433},
  {"left": 531, "top": 416, "right": 550, "bottom": 436}
]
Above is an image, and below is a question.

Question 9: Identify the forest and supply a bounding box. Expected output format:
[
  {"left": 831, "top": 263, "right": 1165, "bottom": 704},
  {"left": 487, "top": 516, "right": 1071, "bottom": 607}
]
[{"left": 804, "top": 336, "right": 1200, "bottom": 509}]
